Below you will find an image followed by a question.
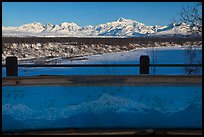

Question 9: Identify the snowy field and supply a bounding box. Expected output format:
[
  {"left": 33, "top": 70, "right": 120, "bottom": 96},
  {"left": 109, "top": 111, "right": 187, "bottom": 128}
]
[{"left": 1, "top": 46, "right": 202, "bottom": 77}]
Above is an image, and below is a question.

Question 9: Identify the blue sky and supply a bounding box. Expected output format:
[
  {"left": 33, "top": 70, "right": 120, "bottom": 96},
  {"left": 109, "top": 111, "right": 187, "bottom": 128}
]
[{"left": 2, "top": 2, "right": 197, "bottom": 27}]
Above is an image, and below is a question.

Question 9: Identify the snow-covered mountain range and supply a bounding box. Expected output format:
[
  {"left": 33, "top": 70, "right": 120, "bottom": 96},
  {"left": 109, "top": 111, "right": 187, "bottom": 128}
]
[
  {"left": 2, "top": 17, "right": 201, "bottom": 37},
  {"left": 3, "top": 93, "right": 201, "bottom": 121}
]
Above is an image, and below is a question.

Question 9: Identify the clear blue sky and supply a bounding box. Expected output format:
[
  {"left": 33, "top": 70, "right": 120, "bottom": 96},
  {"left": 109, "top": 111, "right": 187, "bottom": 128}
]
[{"left": 2, "top": 2, "right": 197, "bottom": 27}]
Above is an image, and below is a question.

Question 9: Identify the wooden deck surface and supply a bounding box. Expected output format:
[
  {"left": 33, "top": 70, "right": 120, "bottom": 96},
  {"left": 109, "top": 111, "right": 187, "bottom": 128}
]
[{"left": 2, "top": 75, "right": 202, "bottom": 86}]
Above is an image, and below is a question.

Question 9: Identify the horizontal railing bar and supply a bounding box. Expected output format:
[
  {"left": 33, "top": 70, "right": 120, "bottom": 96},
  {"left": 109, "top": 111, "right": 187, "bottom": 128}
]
[
  {"left": 2, "top": 64, "right": 140, "bottom": 67},
  {"left": 150, "top": 64, "right": 202, "bottom": 67},
  {"left": 1, "top": 64, "right": 202, "bottom": 68},
  {"left": 2, "top": 75, "right": 202, "bottom": 86}
]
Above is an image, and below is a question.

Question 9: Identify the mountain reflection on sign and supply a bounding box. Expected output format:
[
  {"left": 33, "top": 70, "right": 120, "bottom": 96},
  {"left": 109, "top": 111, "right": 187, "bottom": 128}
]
[{"left": 2, "top": 86, "right": 202, "bottom": 132}]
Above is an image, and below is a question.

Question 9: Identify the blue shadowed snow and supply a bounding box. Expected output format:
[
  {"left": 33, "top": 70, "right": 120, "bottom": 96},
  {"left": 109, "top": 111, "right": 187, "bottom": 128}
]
[
  {"left": 2, "top": 85, "right": 202, "bottom": 132},
  {"left": 1, "top": 47, "right": 202, "bottom": 77}
]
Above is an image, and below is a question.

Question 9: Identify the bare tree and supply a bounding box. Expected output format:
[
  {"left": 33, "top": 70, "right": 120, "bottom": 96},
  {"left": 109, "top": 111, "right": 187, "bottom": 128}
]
[
  {"left": 178, "top": 2, "right": 202, "bottom": 75},
  {"left": 151, "top": 46, "right": 157, "bottom": 75},
  {"left": 184, "top": 45, "right": 202, "bottom": 75},
  {"left": 180, "top": 2, "right": 202, "bottom": 34},
  {"left": 146, "top": 44, "right": 157, "bottom": 75}
]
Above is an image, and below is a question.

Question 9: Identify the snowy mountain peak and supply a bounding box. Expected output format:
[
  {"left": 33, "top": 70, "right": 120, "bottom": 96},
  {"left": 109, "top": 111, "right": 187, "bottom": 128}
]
[
  {"left": 117, "top": 17, "right": 127, "bottom": 22},
  {"left": 2, "top": 18, "right": 201, "bottom": 37},
  {"left": 46, "top": 23, "right": 53, "bottom": 26},
  {"left": 61, "top": 22, "right": 79, "bottom": 27},
  {"left": 116, "top": 17, "right": 135, "bottom": 23},
  {"left": 17, "top": 22, "right": 44, "bottom": 32}
]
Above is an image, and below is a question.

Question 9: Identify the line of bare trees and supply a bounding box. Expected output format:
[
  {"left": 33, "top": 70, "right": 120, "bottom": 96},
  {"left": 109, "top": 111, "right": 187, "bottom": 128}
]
[
  {"left": 2, "top": 36, "right": 201, "bottom": 45},
  {"left": 178, "top": 2, "right": 202, "bottom": 75}
]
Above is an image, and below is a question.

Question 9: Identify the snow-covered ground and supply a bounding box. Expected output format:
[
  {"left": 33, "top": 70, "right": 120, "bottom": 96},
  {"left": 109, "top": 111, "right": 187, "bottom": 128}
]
[
  {"left": 2, "top": 46, "right": 202, "bottom": 77},
  {"left": 3, "top": 41, "right": 202, "bottom": 63}
]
